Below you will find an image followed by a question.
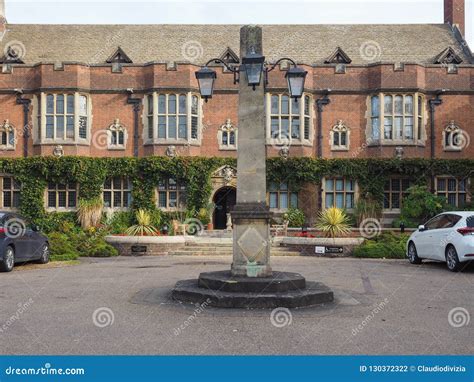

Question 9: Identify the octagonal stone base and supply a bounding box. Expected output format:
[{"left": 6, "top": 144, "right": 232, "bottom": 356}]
[{"left": 171, "top": 270, "right": 334, "bottom": 309}]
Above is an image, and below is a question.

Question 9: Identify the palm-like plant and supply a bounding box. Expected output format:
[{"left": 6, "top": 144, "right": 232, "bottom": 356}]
[
  {"left": 125, "top": 209, "right": 158, "bottom": 236},
  {"left": 77, "top": 197, "right": 103, "bottom": 229},
  {"left": 315, "top": 207, "right": 351, "bottom": 238}
]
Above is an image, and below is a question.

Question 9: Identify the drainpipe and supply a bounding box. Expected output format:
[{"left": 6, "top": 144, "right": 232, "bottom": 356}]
[
  {"left": 315, "top": 90, "right": 331, "bottom": 158},
  {"left": 315, "top": 90, "right": 331, "bottom": 212},
  {"left": 126, "top": 89, "right": 140, "bottom": 158},
  {"left": 15, "top": 90, "right": 31, "bottom": 158},
  {"left": 428, "top": 90, "right": 444, "bottom": 191}
]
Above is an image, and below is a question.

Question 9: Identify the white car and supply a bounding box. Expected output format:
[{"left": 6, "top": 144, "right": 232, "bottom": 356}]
[{"left": 407, "top": 211, "right": 474, "bottom": 272}]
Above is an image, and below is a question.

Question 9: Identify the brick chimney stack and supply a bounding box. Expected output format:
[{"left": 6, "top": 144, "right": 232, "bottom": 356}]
[{"left": 444, "top": 0, "right": 465, "bottom": 35}]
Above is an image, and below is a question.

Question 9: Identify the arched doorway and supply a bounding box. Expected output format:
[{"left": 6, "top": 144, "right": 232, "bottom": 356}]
[{"left": 212, "top": 186, "right": 236, "bottom": 230}]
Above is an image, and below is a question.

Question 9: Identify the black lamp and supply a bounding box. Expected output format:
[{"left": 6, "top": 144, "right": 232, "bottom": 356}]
[
  {"left": 195, "top": 66, "right": 217, "bottom": 102},
  {"left": 286, "top": 66, "right": 307, "bottom": 99},
  {"left": 242, "top": 50, "right": 265, "bottom": 90}
]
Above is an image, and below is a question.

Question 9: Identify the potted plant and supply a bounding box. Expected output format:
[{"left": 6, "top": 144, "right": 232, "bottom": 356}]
[
  {"left": 126, "top": 209, "right": 159, "bottom": 236},
  {"left": 315, "top": 207, "right": 351, "bottom": 239},
  {"left": 197, "top": 207, "right": 212, "bottom": 230}
]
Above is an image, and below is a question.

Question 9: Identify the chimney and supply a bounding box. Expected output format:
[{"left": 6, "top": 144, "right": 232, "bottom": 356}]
[{"left": 444, "top": 0, "right": 465, "bottom": 35}]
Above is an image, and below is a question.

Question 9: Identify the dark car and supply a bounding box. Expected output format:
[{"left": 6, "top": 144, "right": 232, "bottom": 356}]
[{"left": 0, "top": 212, "right": 49, "bottom": 272}]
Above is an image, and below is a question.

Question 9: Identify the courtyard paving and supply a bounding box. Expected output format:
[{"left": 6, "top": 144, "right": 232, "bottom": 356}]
[{"left": 0, "top": 255, "right": 472, "bottom": 355}]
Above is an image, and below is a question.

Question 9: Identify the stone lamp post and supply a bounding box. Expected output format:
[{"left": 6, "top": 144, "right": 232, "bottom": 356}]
[{"left": 172, "top": 25, "right": 334, "bottom": 309}]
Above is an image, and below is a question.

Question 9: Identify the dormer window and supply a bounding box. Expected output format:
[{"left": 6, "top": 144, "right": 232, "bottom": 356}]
[
  {"left": 0, "top": 120, "right": 15, "bottom": 149},
  {"left": 324, "top": 47, "right": 352, "bottom": 64},
  {"left": 218, "top": 119, "right": 237, "bottom": 150},
  {"left": 330, "top": 120, "right": 350, "bottom": 151}
]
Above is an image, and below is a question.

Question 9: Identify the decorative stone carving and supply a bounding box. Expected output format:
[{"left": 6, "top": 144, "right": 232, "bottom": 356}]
[
  {"left": 166, "top": 145, "right": 177, "bottom": 157},
  {"left": 394, "top": 146, "right": 404, "bottom": 159},
  {"left": 53, "top": 145, "right": 64, "bottom": 157},
  {"left": 212, "top": 165, "right": 237, "bottom": 185},
  {"left": 0, "top": 119, "right": 14, "bottom": 132},
  {"left": 219, "top": 119, "right": 237, "bottom": 150},
  {"left": 279, "top": 146, "right": 289, "bottom": 159},
  {"left": 108, "top": 118, "right": 123, "bottom": 132}
]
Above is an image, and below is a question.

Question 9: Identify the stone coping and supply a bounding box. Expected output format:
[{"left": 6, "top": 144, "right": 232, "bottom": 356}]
[{"left": 281, "top": 237, "right": 364, "bottom": 245}]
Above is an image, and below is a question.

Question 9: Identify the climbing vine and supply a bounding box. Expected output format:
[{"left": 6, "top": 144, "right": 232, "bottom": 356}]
[{"left": 0, "top": 156, "right": 472, "bottom": 224}]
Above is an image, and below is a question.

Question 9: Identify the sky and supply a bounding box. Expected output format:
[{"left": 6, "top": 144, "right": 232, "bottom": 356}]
[{"left": 3, "top": 0, "right": 474, "bottom": 48}]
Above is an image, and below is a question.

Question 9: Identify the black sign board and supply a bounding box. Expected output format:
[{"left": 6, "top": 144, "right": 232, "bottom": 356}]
[
  {"left": 131, "top": 245, "right": 147, "bottom": 253},
  {"left": 325, "top": 246, "right": 343, "bottom": 254}
]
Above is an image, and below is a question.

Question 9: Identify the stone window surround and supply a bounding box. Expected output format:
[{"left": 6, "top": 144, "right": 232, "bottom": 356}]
[
  {"left": 103, "top": 176, "right": 132, "bottom": 210},
  {"left": 442, "top": 120, "right": 464, "bottom": 152},
  {"left": 143, "top": 92, "right": 203, "bottom": 146},
  {"left": 265, "top": 93, "right": 313, "bottom": 147},
  {"left": 330, "top": 120, "right": 350, "bottom": 151},
  {"left": 107, "top": 119, "right": 127, "bottom": 151},
  {"left": 321, "top": 177, "right": 358, "bottom": 211},
  {"left": 218, "top": 119, "right": 237, "bottom": 151},
  {"left": 0, "top": 120, "right": 16, "bottom": 150},
  {"left": 435, "top": 176, "right": 470, "bottom": 207},
  {"left": 0, "top": 175, "right": 20, "bottom": 210},
  {"left": 366, "top": 92, "right": 426, "bottom": 147},
  {"left": 33, "top": 92, "right": 92, "bottom": 146},
  {"left": 44, "top": 182, "right": 78, "bottom": 212}
]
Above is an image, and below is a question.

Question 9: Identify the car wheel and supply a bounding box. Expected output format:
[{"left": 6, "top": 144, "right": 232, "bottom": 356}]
[
  {"left": 37, "top": 243, "right": 50, "bottom": 264},
  {"left": 408, "top": 242, "right": 422, "bottom": 264},
  {"left": 0, "top": 246, "right": 15, "bottom": 272},
  {"left": 446, "top": 245, "right": 461, "bottom": 272}
]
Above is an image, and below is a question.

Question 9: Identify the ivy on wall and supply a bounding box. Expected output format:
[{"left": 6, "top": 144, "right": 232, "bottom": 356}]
[{"left": 0, "top": 156, "right": 472, "bottom": 224}]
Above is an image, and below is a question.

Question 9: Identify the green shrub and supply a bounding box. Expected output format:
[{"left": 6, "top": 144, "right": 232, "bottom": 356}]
[
  {"left": 104, "top": 211, "right": 134, "bottom": 234},
  {"left": 283, "top": 208, "right": 306, "bottom": 228},
  {"left": 84, "top": 243, "right": 118, "bottom": 258},
  {"left": 353, "top": 232, "right": 410, "bottom": 259},
  {"left": 396, "top": 185, "right": 445, "bottom": 227},
  {"left": 47, "top": 232, "right": 80, "bottom": 261},
  {"left": 354, "top": 198, "right": 382, "bottom": 225},
  {"left": 39, "top": 212, "right": 79, "bottom": 234}
]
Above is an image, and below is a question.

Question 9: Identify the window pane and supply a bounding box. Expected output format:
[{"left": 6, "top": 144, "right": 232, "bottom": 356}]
[
  {"left": 333, "top": 131, "right": 339, "bottom": 146},
  {"left": 281, "top": 96, "right": 289, "bottom": 114},
  {"left": 437, "top": 179, "right": 446, "bottom": 191},
  {"left": 12, "top": 192, "right": 20, "bottom": 208},
  {"left": 67, "top": 95, "right": 74, "bottom": 114},
  {"left": 79, "top": 95, "right": 87, "bottom": 115},
  {"left": 191, "top": 116, "right": 198, "bottom": 139},
  {"left": 178, "top": 95, "right": 186, "bottom": 114},
  {"left": 304, "top": 117, "right": 310, "bottom": 140},
  {"left": 169, "top": 192, "right": 177, "bottom": 208},
  {"left": 448, "top": 179, "right": 457, "bottom": 192},
  {"left": 148, "top": 116, "right": 154, "bottom": 139},
  {"left": 340, "top": 132, "right": 347, "bottom": 146},
  {"left": 3, "top": 191, "right": 11, "bottom": 207},
  {"left": 178, "top": 116, "right": 187, "bottom": 139},
  {"left": 66, "top": 116, "right": 74, "bottom": 139},
  {"left": 392, "top": 193, "right": 400, "bottom": 209},
  {"left": 158, "top": 95, "right": 166, "bottom": 114},
  {"left": 58, "top": 191, "right": 66, "bottom": 207},
  {"left": 68, "top": 191, "right": 76, "bottom": 208},
  {"left": 281, "top": 117, "right": 289, "bottom": 140},
  {"left": 79, "top": 116, "right": 87, "bottom": 139},
  {"left": 394, "top": 117, "right": 403, "bottom": 139},
  {"left": 371, "top": 96, "right": 379, "bottom": 117},
  {"left": 325, "top": 193, "right": 334, "bottom": 208},
  {"left": 46, "top": 116, "right": 54, "bottom": 138},
  {"left": 405, "top": 96, "right": 413, "bottom": 115},
  {"left": 291, "top": 117, "right": 300, "bottom": 139},
  {"left": 229, "top": 131, "right": 235, "bottom": 145},
  {"left": 345, "top": 193, "right": 354, "bottom": 209},
  {"left": 103, "top": 191, "right": 112, "bottom": 207},
  {"left": 118, "top": 131, "right": 124, "bottom": 145},
  {"left": 447, "top": 194, "right": 456, "bottom": 206},
  {"left": 56, "top": 95, "right": 64, "bottom": 113},
  {"left": 271, "top": 95, "right": 279, "bottom": 114},
  {"left": 335, "top": 179, "right": 344, "bottom": 191},
  {"left": 269, "top": 193, "right": 278, "bottom": 208},
  {"left": 124, "top": 192, "right": 131, "bottom": 207},
  {"left": 280, "top": 193, "right": 288, "bottom": 209},
  {"left": 271, "top": 117, "right": 279, "bottom": 139},
  {"left": 168, "top": 95, "right": 176, "bottom": 114},
  {"left": 56, "top": 116, "right": 64, "bottom": 139},
  {"left": 325, "top": 179, "right": 334, "bottom": 191},
  {"left": 304, "top": 96, "right": 310, "bottom": 115},
  {"left": 46, "top": 95, "right": 54, "bottom": 114},
  {"left": 191, "top": 96, "right": 198, "bottom": 115},
  {"left": 384, "top": 117, "right": 393, "bottom": 139},
  {"left": 158, "top": 192, "right": 167, "bottom": 207},
  {"left": 371, "top": 118, "right": 380, "bottom": 140},
  {"left": 112, "top": 177, "right": 121, "bottom": 189},
  {"left": 168, "top": 116, "right": 176, "bottom": 139},
  {"left": 148, "top": 95, "right": 153, "bottom": 114},
  {"left": 48, "top": 192, "right": 56, "bottom": 207},
  {"left": 290, "top": 193, "right": 298, "bottom": 208},
  {"left": 404, "top": 117, "right": 413, "bottom": 139},
  {"left": 3, "top": 177, "right": 11, "bottom": 189},
  {"left": 394, "top": 95, "right": 403, "bottom": 114},
  {"left": 222, "top": 131, "right": 228, "bottom": 145},
  {"left": 345, "top": 180, "right": 354, "bottom": 191},
  {"left": 280, "top": 182, "right": 288, "bottom": 191},
  {"left": 113, "top": 191, "right": 122, "bottom": 207},
  {"left": 384, "top": 95, "right": 393, "bottom": 114},
  {"left": 335, "top": 193, "right": 344, "bottom": 208},
  {"left": 158, "top": 116, "right": 166, "bottom": 138}
]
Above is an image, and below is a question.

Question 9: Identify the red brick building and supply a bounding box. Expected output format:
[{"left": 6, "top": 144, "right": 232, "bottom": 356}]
[{"left": 0, "top": 0, "right": 472, "bottom": 228}]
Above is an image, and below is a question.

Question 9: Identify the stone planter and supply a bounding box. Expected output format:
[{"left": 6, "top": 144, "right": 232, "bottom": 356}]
[{"left": 105, "top": 235, "right": 186, "bottom": 256}]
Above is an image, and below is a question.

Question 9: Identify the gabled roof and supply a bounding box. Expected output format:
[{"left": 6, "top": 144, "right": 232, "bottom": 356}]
[
  {"left": 0, "top": 24, "right": 471, "bottom": 66},
  {"left": 324, "top": 47, "right": 352, "bottom": 64},
  {"left": 219, "top": 47, "right": 239, "bottom": 64},
  {"left": 433, "top": 46, "right": 463, "bottom": 64}
]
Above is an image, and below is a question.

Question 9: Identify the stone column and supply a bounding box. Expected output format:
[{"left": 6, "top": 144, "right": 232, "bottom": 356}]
[{"left": 231, "top": 25, "right": 272, "bottom": 278}]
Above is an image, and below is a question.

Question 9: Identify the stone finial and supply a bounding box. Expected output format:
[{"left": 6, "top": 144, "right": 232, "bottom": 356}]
[
  {"left": 53, "top": 145, "right": 64, "bottom": 157},
  {"left": 165, "top": 145, "right": 177, "bottom": 157}
]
